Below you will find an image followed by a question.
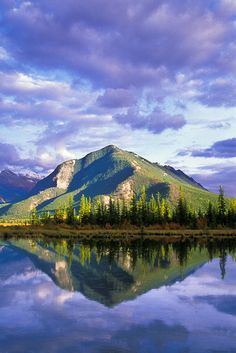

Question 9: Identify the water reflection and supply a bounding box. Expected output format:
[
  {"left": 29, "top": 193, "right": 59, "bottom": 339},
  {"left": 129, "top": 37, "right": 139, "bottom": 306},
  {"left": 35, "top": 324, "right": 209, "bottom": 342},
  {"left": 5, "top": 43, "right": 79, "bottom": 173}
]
[
  {"left": 1, "top": 237, "right": 236, "bottom": 306},
  {"left": 1, "top": 237, "right": 236, "bottom": 352}
]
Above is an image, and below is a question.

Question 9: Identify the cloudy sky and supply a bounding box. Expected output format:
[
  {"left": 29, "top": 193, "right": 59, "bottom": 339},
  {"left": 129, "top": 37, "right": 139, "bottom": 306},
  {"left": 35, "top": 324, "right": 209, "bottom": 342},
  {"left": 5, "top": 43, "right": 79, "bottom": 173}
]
[{"left": 0, "top": 0, "right": 235, "bottom": 196}]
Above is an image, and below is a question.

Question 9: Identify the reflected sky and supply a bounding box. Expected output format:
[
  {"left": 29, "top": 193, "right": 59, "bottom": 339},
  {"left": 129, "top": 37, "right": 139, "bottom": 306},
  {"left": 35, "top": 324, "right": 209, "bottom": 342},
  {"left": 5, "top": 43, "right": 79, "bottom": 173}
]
[{"left": 0, "top": 242, "right": 236, "bottom": 353}]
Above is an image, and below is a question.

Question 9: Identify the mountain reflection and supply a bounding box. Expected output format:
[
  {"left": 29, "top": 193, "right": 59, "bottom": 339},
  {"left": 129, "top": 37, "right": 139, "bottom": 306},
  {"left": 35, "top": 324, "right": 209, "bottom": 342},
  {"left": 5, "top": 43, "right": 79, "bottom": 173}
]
[{"left": 2, "top": 237, "right": 236, "bottom": 306}]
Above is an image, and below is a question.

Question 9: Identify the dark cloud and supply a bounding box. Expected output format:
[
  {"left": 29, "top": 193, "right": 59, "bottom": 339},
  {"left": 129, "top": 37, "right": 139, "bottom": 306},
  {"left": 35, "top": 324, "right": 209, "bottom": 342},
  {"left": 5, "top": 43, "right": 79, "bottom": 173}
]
[
  {"left": 191, "top": 138, "right": 236, "bottom": 158},
  {"left": 192, "top": 164, "right": 236, "bottom": 197},
  {"left": 114, "top": 108, "right": 186, "bottom": 134},
  {"left": 0, "top": 0, "right": 232, "bottom": 91},
  {"left": 0, "top": 143, "right": 20, "bottom": 168},
  {"left": 97, "top": 89, "right": 135, "bottom": 108}
]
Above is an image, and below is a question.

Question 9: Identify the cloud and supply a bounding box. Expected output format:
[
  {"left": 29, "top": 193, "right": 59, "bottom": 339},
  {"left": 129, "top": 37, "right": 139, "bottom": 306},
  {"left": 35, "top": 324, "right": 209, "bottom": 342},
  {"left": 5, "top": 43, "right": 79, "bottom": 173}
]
[
  {"left": 97, "top": 88, "right": 135, "bottom": 108},
  {"left": 0, "top": 143, "right": 20, "bottom": 168},
  {"left": 0, "top": 0, "right": 231, "bottom": 89},
  {"left": 114, "top": 108, "right": 186, "bottom": 134},
  {"left": 197, "top": 79, "right": 236, "bottom": 107},
  {"left": 0, "top": 142, "right": 58, "bottom": 173},
  {"left": 220, "top": 0, "right": 236, "bottom": 14},
  {"left": 0, "top": 72, "right": 81, "bottom": 100},
  {"left": 191, "top": 138, "right": 236, "bottom": 158},
  {"left": 207, "top": 121, "right": 231, "bottom": 129},
  {"left": 191, "top": 164, "right": 236, "bottom": 197}
]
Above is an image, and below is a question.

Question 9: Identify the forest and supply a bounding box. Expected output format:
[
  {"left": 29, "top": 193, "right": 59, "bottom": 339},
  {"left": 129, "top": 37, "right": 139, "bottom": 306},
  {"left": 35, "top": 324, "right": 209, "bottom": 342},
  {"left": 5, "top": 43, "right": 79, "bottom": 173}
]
[{"left": 31, "top": 186, "right": 236, "bottom": 229}]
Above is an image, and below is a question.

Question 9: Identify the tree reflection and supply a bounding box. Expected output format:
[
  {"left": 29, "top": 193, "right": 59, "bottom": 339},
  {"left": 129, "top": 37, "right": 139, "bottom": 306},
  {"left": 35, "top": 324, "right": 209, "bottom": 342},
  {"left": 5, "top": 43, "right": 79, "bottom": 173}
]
[{"left": 36, "top": 237, "right": 236, "bottom": 280}]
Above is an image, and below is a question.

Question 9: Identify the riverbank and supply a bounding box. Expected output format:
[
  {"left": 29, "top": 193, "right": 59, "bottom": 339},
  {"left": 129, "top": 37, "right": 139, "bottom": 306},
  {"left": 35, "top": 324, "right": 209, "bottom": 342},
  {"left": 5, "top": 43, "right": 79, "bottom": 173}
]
[{"left": 0, "top": 225, "right": 236, "bottom": 240}]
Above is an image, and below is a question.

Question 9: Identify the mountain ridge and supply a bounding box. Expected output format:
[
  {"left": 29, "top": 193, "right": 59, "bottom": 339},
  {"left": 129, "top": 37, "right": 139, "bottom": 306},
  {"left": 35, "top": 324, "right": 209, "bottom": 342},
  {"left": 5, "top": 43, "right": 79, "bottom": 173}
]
[
  {"left": 0, "top": 169, "right": 41, "bottom": 203},
  {"left": 0, "top": 145, "right": 219, "bottom": 217}
]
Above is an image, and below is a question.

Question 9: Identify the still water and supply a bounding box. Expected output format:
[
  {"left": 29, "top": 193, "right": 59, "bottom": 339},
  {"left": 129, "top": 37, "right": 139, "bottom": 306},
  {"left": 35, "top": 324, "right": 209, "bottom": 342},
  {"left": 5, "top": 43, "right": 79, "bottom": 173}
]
[{"left": 0, "top": 237, "right": 236, "bottom": 353}]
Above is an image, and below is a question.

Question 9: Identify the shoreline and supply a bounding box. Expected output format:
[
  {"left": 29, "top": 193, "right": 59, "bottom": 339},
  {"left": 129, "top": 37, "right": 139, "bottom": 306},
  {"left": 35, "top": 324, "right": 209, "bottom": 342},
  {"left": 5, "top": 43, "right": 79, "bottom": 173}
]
[{"left": 0, "top": 225, "right": 236, "bottom": 240}]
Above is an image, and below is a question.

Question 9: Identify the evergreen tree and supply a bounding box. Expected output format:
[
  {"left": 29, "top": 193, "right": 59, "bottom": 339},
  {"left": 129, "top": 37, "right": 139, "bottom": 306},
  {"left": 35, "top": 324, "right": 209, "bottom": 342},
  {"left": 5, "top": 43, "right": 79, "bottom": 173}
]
[
  {"left": 163, "top": 199, "right": 171, "bottom": 224},
  {"left": 78, "top": 194, "right": 91, "bottom": 225},
  {"left": 130, "top": 193, "right": 138, "bottom": 225},
  {"left": 149, "top": 194, "right": 157, "bottom": 224},
  {"left": 108, "top": 196, "right": 117, "bottom": 225},
  {"left": 54, "top": 206, "right": 65, "bottom": 224},
  {"left": 156, "top": 193, "right": 162, "bottom": 224},
  {"left": 94, "top": 198, "right": 101, "bottom": 225},
  {"left": 41, "top": 211, "right": 51, "bottom": 224},
  {"left": 190, "top": 210, "right": 198, "bottom": 229},
  {"left": 176, "top": 190, "right": 188, "bottom": 226},
  {"left": 206, "top": 201, "right": 216, "bottom": 228},
  {"left": 120, "top": 198, "right": 128, "bottom": 224},
  {"left": 138, "top": 186, "right": 147, "bottom": 224},
  {"left": 218, "top": 186, "right": 226, "bottom": 225},
  {"left": 31, "top": 208, "right": 39, "bottom": 225},
  {"left": 66, "top": 195, "right": 76, "bottom": 225},
  {"left": 78, "top": 194, "right": 86, "bottom": 224}
]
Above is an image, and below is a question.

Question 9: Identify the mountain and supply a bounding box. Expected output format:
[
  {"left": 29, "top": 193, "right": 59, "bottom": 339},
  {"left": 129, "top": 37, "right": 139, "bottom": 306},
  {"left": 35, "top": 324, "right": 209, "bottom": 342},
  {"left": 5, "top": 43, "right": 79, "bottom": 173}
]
[
  {"left": 163, "top": 165, "right": 207, "bottom": 190},
  {"left": 0, "top": 170, "right": 41, "bottom": 203},
  {"left": 0, "top": 145, "right": 218, "bottom": 217}
]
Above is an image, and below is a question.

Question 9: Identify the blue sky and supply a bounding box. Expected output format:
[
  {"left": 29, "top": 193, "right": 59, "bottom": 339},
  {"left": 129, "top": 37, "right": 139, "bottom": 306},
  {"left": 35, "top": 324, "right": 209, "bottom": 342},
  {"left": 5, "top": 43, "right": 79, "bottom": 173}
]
[{"left": 0, "top": 0, "right": 235, "bottom": 196}]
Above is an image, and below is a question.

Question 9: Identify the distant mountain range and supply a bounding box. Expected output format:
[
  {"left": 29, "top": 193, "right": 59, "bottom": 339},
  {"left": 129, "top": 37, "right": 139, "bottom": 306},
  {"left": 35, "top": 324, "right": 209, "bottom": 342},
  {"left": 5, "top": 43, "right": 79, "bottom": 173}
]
[
  {"left": 0, "top": 145, "right": 218, "bottom": 218},
  {"left": 0, "top": 170, "right": 41, "bottom": 203}
]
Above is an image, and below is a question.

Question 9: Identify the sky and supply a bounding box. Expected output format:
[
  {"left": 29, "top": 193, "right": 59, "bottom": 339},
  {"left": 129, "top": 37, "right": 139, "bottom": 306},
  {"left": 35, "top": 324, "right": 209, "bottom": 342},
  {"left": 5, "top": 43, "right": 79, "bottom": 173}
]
[{"left": 0, "top": 0, "right": 235, "bottom": 196}]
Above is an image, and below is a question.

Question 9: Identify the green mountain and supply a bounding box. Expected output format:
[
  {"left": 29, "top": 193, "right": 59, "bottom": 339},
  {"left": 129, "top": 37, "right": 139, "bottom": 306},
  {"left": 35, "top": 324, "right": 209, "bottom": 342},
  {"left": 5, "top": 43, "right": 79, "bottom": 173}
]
[{"left": 0, "top": 145, "right": 218, "bottom": 217}]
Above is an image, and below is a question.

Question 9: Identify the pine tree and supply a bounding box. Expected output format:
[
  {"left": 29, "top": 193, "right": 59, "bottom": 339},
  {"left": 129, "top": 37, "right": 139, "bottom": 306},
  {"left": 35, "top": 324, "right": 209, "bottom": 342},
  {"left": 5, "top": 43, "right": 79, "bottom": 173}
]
[
  {"left": 163, "top": 199, "right": 171, "bottom": 224},
  {"left": 78, "top": 194, "right": 86, "bottom": 224},
  {"left": 120, "top": 198, "right": 128, "bottom": 224},
  {"left": 94, "top": 197, "right": 102, "bottom": 225},
  {"left": 31, "top": 208, "right": 39, "bottom": 225},
  {"left": 190, "top": 210, "right": 198, "bottom": 229},
  {"left": 160, "top": 199, "right": 166, "bottom": 224},
  {"left": 176, "top": 190, "right": 188, "bottom": 226},
  {"left": 108, "top": 196, "right": 116, "bottom": 225},
  {"left": 41, "top": 211, "right": 51, "bottom": 224},
  {"left": 206, "top": 201, "right": 216, "bottom": 228},
  {"left": 130, "top": 193, "right": 137, "bottom": 225},
  {"left": 54, "top": 206, "right": 64, "bottom": 224},
  {"left": 149, "top": 194, "right": 157, "bottom": 224},
  {"left": 156, "top": 193, "right": 162, "bottom": 224},
  {"left": 66, "top": 195, "right": 76, "bottom": 225},
  {"left": 139, "top": 186, "right": 147, "bottom": 224},
  {"left": 218, "top": 186, "right": 226, "bottom": 225}
]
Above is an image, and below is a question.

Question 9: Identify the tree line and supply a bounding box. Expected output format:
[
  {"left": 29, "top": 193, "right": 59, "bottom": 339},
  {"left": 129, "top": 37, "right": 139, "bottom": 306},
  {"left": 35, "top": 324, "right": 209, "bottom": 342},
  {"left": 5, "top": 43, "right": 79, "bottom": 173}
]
[{"left": 31, "top": 186, "right": 236, "bottom": 228}]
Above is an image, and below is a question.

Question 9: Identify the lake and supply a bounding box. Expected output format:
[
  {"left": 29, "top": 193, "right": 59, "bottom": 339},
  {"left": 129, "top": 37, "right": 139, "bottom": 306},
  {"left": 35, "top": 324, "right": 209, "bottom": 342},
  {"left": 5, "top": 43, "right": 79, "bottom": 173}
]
[{"left": 0, "top": 237, "right": 236, "bottom": 353}]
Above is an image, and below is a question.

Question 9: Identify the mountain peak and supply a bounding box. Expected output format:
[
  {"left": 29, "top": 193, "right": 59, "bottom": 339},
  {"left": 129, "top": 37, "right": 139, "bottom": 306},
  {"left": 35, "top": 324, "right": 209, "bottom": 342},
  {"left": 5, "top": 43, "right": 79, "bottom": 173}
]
[{"left": 102, "top": 144, "right": 120, "bottom": 153}]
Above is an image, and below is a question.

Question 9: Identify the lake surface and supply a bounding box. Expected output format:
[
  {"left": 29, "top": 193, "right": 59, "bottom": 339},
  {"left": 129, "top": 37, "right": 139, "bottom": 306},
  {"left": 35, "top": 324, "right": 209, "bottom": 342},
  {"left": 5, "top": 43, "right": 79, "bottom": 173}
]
[{"left": 0, "top": 237, "right": 236, "bottom": 353}]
